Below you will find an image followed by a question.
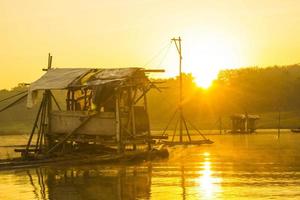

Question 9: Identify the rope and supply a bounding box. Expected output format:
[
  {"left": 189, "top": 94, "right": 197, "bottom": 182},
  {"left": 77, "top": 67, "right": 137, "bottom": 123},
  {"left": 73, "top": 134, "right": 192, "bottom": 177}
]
[
  {"left": 0, "top": 93, "right": 27, "bottom": 113},
  {"left": 157, "top": 42, "right": 172, "bottom": 67},
  {"left": 0, "top": 90, "right": 27, "bottom": 103},
  {"left": 142, "top": 41, "right": 172, "bottom": 68},
  {"left": 185, "top": 119, "right": 208, "bottom": 140}
]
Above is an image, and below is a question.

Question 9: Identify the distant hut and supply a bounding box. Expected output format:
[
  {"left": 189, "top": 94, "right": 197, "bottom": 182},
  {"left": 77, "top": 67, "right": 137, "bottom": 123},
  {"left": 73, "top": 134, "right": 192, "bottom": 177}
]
[
  {"left": 247, "top": 115, "right": 260, "bottom": 133},
  {"left": 21, "top": 67, "right": 162, "bottom": 158},
  {"left": 230, "top": 114, "right": 259, "bottom": 133}
]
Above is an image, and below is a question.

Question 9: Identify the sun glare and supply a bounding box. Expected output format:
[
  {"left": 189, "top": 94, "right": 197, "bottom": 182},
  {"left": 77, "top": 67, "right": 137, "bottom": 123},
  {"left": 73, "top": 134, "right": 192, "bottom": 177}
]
[
  {"left": 193, "top": 70, "right": 218, "bottom": 89},
  {"left": 151, "top": 32, "right": 243, "bottom": 89},
  {"left": 183, "top": 32, "right": 243, "bottom": 89}
]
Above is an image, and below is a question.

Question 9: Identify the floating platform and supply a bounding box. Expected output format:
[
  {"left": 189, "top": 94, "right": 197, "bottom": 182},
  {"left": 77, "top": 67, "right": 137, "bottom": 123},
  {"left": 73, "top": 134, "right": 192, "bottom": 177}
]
[
  {"left": 291, "top": 129, "right": 300, "bottom": 133},
  {"left": 0, "top": 148, "right": 169, "bottom": 171}
]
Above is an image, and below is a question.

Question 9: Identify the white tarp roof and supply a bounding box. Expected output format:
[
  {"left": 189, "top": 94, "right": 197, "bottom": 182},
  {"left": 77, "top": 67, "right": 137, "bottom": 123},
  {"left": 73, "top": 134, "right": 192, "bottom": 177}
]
[
  {"left": 27, "top": 67, "right": 143, "bottom": 108},
  {"left": 27, "top": 68, "right": 91, "bottom": 108},
  {"left": 30, "top": 68, "right": 91, "bottom": 91}
]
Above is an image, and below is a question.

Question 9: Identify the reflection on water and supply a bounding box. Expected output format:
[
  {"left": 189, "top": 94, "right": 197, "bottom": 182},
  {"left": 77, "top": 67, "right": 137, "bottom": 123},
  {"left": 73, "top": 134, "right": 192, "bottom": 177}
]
[
  {"left": 0, "top": 165, "right": 152, "bottom": 200},
  {"left": 197, "top": 154, "right": 222, "bottom": 199},
  {"left": 1, "top": 133, "right": 300, "bottom": 199}
]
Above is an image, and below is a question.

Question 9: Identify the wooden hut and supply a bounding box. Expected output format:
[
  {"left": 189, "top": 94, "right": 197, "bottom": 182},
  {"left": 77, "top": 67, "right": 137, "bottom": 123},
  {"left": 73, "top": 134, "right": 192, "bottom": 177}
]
[
  {"left": 230, "top": 114, "right": 259, "bottom": 133},
  {"left": 230, "top": 114, "right": 246, "bottom": 133},
  {"left": 247, "top": 114, "right": 260, "bottom": 133},
  {"left": 21, "top": 67, "right": 162, "bottom": 158}
]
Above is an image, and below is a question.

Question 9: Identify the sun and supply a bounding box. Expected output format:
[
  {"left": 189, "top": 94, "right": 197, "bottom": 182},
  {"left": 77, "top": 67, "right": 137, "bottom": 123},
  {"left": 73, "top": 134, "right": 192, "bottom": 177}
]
[
  {"left": 195, "top": 79, "right": 211, "bottom": 89},
  {"left": 151, "top": 32, "right": 244, "bottom": 88},
  {"left": 193, "top": 70, "right": 219, "bottom": 89},
  {"left": 182, "top": 32, "right": 243, "bottom": 88}
]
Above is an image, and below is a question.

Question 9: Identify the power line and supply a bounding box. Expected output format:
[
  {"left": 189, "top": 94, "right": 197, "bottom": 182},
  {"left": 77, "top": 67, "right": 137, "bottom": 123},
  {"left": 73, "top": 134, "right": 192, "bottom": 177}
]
[
  {"left": 142, "top": 41, "right": 172, "bottom": 68},
  {"left": 158, "top": 42, "right": 172, "bottom": 68}
]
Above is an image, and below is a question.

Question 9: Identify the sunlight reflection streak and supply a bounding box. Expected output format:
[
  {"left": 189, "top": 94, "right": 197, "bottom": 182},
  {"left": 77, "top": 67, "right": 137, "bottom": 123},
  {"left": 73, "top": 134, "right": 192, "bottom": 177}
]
[{"left": 197, "top": 153, "right": 222, "bottom": 199}]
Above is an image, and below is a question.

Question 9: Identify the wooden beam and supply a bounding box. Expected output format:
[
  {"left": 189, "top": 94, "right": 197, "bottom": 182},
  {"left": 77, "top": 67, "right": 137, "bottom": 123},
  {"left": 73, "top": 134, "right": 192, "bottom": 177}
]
[
  {"left": 143, "top": 88, "right": 152, "bottom": 150},
  {"left": 42, "top": 53, "right": 53, "bottom": 71},
  {"left": 115, "top": 94, "right": 122, "bottom": 153},
  {"left": 25, "top": 96, "right": 46, "bottom": 155},
  {"left": 142, "top": 69, "right": 165, "bottom": 73},
  {"left": 130, "top": 87, "right": 137, "bottom": 150}
]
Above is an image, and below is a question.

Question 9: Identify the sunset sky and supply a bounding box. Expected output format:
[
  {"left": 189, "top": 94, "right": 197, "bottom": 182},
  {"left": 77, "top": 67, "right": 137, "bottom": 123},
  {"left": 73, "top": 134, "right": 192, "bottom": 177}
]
[{"left": 1, "top": 0, "right": 300, "bottom": 89}]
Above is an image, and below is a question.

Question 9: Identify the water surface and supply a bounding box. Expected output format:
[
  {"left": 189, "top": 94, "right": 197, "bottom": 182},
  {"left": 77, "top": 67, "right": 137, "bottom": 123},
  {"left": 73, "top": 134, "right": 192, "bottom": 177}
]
[{"left": 0, "top": 133, "right": 300, "bottom": 199}]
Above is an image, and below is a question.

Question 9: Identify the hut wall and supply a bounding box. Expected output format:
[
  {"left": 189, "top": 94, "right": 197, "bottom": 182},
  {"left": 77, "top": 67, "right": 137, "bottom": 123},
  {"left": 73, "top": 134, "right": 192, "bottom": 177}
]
[
  {"left": 50, "top": 109, "right": 150, "bottom": 137},
  {"left": 50, "top": 111, "right": 116, "bottom": 136}
]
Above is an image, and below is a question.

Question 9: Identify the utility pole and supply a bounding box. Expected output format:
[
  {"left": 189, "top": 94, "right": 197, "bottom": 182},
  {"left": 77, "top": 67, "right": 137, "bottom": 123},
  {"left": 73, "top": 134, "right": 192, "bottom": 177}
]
[
  {"left": 161, "top": 37, "right": 212, "bottom": 145},
  {"left": 171, "top": 37, "right": 183, "bottom": 142}
]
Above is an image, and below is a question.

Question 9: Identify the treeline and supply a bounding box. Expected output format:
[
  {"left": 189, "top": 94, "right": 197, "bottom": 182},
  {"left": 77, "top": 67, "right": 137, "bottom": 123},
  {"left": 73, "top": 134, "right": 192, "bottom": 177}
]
[
  {"left": 148, "top": 64, "right": 300, "bottom": 129},
  {"left": 0, "top": 85, "right": 37, "bottom": 133},
  {"left": 1, "top": 64, "right": 300, "bottom": 133}
]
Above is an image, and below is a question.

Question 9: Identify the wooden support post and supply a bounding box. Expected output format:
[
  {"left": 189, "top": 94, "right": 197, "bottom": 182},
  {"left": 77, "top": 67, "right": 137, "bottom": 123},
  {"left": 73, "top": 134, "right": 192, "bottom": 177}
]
[
  {"left": 172, "top": 37, "right": 184, "bottom": 143},
  {"left": 25, "top": 96, "right": 46, "bottom": 155},
  {"left": 84, "top": 89, "right": 87, "bottom": 110},
  {"left": 71, "top": 90, "right": 75, "bottom": 111},
  {"left": 66, "top": 90, "right": 71, "bottom": 110},
  {"left": 47, "top": 53, "right": 52, "bottom": 69},
  {"left": 115, "top": 93, "right": 122, "bottom": 153},
  {"left": 182, "top": 116, "right": 191, "bottom": 142},
  {"left": 44, "top": 53, "right": 53, "bottom": 152},
  {"left": 44, "top": 90, "right": 52, "bottom": 151},
  {"left": 172, "top": 119, "right": 179, "bottom": 142},
  {"left": 143, "top": 88, "right": 152, "bottom": 150},
  {"left": 35, "top": 94, "right": 47, "bottom": 153},
  {"left": 49, "top": 91, "right": 61, "bottom": 111},
  {"left": 130, "top": 87, "right": 137, "bottom": 150}
]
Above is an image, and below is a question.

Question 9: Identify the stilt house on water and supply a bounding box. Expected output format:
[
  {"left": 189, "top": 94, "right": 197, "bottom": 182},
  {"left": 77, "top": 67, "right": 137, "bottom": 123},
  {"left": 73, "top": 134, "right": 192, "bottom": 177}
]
[
  {"left": 19, "top": 67, "right": 164, "bottom": 158},
  {"left": 230, "top": 114, "right": 260, "bottom": 133}
]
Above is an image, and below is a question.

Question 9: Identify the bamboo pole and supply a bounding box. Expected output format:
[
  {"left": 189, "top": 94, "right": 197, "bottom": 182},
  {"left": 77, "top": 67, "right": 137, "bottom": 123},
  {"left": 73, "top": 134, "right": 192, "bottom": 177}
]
[
  {"left": 44, "top": 53, "right": 53, "bottom": 151},
  {"left": 130, "top": 87, "right": 137, "bottom": 150},
  {"left": 143, "top": 88, "right": 152, "bottom": 150},
  {"left": 35, "top": 94, "right": 47, "bottom": 153},
  {"left": 115, "top": 93, "right": 122, "bottom": 153},
  {"left": 25, "top": 96, "right": 46, "bottom": 155}
]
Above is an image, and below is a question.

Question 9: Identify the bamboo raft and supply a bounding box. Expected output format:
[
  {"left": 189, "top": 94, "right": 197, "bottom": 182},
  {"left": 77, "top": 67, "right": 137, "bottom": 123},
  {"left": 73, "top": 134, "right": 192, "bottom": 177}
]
[
  {"left": 0, "top": 53, "right": 213, "bottom": 171},
  {"left": 0, "top": 55, "right": 171, "bottom": 170},
  {"left": 0, "top": 148, "right": 169, "bottom": 171}
]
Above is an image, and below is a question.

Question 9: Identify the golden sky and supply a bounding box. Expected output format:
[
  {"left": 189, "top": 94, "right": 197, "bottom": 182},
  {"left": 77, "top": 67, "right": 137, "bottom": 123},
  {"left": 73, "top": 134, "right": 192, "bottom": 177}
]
[{"left": 1, "top": 0, "right": 300, "bottom": 89}]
